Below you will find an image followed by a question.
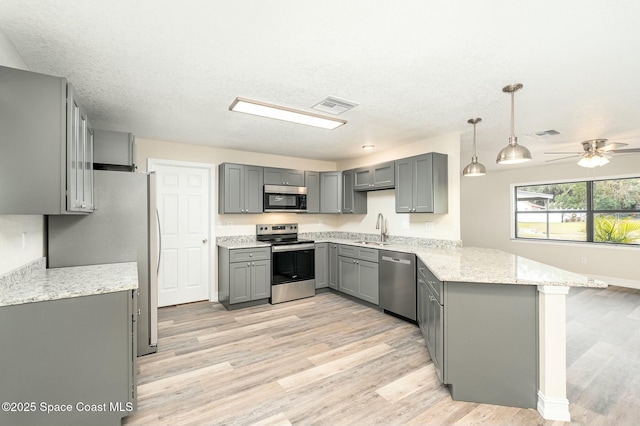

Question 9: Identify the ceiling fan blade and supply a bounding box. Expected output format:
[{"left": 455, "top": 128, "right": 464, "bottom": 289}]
[
  {"left": 607, "top": 148, "right": 640, "bottom": 153},
  {"left": 543, "top": 151, "right": 582, "bottom": 155},
  {"left": 600, "top": 142, "right": 629, "bottom": 151},
  {"left": 545, "top": 155, "right": 580, "bottom": 162}
]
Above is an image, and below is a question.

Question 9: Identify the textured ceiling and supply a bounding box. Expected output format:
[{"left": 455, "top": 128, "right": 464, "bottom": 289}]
[{"left": 1, "top": 0, "right": 639, "bottom": 171}]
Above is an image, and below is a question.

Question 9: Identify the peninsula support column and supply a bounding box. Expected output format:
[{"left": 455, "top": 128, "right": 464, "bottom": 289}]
[{"left": 537, "top": 285, "right": 571, "bottom": 421}]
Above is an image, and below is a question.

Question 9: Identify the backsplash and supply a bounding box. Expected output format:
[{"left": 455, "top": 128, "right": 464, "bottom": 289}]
[
  {"left": 217, "top": 233, "right": 462, "bottom": 249},
  {"left": 0, "top": 257, "right": 46, "bottom": 286},
  {"left": 300, "top": 232, "right": 462, "bottom": 248}
]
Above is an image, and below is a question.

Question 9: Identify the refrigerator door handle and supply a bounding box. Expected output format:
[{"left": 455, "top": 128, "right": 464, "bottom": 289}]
[
  {"left": 156, "top": 207, "right": 162, "bottom": 274},
  {"left": 149, "top": 171, "right": 159, "bottom": 348}
]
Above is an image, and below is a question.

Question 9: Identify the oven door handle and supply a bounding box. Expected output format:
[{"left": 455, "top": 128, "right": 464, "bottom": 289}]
[{"left": 272, "top": 243, "right": 316, "bottom": 252}]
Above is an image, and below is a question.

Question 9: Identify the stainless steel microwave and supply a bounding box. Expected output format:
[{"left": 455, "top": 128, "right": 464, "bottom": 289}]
[{"left": 263, "top": 185, "right": 307, "bottom": 213}]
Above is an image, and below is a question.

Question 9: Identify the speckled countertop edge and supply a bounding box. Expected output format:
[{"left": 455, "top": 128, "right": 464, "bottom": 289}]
[
  {"left": 0, "top": 262, "right": 139, "bottom": 307},
  {"left": 218, "top": 234, "right": 606, "bottom": 289}
]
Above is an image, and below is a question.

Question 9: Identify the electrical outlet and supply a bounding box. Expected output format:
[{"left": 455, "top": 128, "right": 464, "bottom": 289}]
[
  {"left": 425, "top": 222, "right": 435, "bottom": 231},
  {"left": 581, "top": 257, "right": 587, "bottom": 264}
]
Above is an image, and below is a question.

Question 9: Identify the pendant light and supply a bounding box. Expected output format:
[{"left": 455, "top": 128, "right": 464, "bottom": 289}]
[
  {"left": 463, "top": 118, "right": 487, "bottom": 176},
  {"left": 496, "top": 83, "right": 532, "bottom": 164}
]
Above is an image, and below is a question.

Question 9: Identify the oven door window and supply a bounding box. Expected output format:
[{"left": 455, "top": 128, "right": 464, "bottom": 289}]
[{"left": 272, "top": 249, "right": 315, "bottom": 285}]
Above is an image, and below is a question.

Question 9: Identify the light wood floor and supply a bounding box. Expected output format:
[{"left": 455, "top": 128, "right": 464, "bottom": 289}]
[{"left": 124, "top": 286, "right": 640, "bottom": 425}]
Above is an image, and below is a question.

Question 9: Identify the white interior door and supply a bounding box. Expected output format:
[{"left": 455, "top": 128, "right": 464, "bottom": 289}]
[{"left": 150, "top": 160, "right": 213, "bottom": 307}]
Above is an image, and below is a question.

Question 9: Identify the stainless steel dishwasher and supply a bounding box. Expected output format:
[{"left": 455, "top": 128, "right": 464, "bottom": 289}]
[{"left": 379, "top": 250, "right": 417, "bottom": 321}]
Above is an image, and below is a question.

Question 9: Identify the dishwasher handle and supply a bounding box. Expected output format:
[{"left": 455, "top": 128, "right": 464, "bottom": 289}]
[{"left": 381, "top": 255, "right": 412, "bottom": 265}]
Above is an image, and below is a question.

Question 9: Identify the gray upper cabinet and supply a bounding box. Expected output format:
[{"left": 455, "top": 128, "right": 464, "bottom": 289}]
[
  {"left": 264, "top": 167, "right": 305, "bottom": 186},
  {"left": 354, "top": 161, "right": 395, "bottom": 191},
  {"left": 219, "top": 163, "right": 264, "bottom": 214},
  {"left": 305, "top": 171, "right": 320, "bottom": 213},
  {"left": 0, "top": 66, "right": 94, "bottom": 214},
  {"left": 93, "top": 129, "right": 136, "bottom": 170},
  {"left": 341, "top": 170, "right": 367, "bottom": 214},
  {"left": 395, "top": 153, "right": 448, "bottom": 213},
  {"left": 320, "top": 171, "right": 342, "bottom": 214}
]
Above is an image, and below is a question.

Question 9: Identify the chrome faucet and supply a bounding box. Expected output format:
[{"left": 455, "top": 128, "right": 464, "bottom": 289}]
[{"left": 376, "top": 213, "right": 388, "bottom": 242}]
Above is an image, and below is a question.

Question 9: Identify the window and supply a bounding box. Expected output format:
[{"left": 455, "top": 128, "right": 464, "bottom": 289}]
[{"left": 515, "top": 177, "right": 640, "bottom": 246}]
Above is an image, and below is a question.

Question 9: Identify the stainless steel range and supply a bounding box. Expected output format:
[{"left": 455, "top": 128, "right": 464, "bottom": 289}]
[{"left": 256, "top": 223, "right": 315, "bottom": 304}]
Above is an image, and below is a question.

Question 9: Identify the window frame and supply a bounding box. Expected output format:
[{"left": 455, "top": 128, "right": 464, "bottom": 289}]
[{"left": 512, "top": 175, "right": 640, "bottom": 247}]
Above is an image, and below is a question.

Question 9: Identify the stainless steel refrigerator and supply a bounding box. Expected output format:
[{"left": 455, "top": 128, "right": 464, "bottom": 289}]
[{"left": 47, "top": 170, "right": 159, "bottom": 356}]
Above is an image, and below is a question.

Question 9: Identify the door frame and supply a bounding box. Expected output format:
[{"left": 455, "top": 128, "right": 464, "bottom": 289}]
[{"left": 148, "top": 158, "right": 217, "bottom": 302}]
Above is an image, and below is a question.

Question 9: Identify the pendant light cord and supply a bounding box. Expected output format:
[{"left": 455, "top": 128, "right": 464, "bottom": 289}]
[
  {"left": 472, "top": 122, "right": 478, "bottom": 158},
  {"left": 510, "top": 91, "right": 516, "bottom": 139}
]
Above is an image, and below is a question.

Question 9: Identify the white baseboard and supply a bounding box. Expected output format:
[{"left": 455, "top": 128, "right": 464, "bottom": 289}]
[{"left": 537, "top": 391, "right": 571, "bottom": 421}]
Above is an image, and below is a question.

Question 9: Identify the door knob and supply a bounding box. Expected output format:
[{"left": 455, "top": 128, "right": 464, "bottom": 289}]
[{"left": 202, "top": 239, "right": 208, "bottom": 244}]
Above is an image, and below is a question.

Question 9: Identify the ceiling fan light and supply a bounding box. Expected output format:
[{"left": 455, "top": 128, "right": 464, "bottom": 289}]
[
  {"left": 496, "top": 138, "right": 532, "bottom": 164},
  {"left": 578, "top": 153, "right": 609, "bottom": 168}
]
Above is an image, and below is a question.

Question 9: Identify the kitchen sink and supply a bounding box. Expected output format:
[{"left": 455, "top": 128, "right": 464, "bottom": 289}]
[{"left": 353, "top": 240, "right": 389, "bottom": 246}]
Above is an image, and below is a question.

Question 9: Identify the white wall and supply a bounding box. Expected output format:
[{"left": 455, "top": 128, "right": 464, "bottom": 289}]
[
  {"left": 136, "top": 138, "right": 340, "bottom": 236},
  {"left": 337, "top": 133, "right": 461, "bottom": 241},
  {"left": 137, "top": 133, "right": 461, "bottom": 241},
  {"left": 0, "top": 28, "right": 45, "bottom": 275},
  {"left": 461, "top": 154, "right": 640, "bottom": 287}
]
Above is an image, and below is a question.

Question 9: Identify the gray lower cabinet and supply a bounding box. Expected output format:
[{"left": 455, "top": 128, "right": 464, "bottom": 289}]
[
  {"left": 264, "top": 167, "right": 305, "bottom": 186},
  {"left": 418, "top": 261, "right": 444, "bottom": 381},
  {"left": 341, "top": 170, "right": 367, "bottom": 214},
  {"left": 354, "top": 161, "right": 395, "bottom": 191},
  {"left": 320, "top": 172, "right": 342, "bottom": 214},
  {"left": 219, "top": 163, "right": 264, "bottom": 214},
  {"left": 314, "top": 243, "right": 329, "bottom": 288},
  {"left": 337, "top": 245, "right": 379, "bottom": 304},
  {"left": 218, "top": 246, "right": 271, "bottom": 308},
  {"left": 328, "top": 243, "right": 339, "bottom": 289},
  {"left": 0, "top": 65, "right": 94, "bottom": 214},
  {"left": 0, "top": 291, "right": 136, "bottom": 426},
  {"left": 444, "top": 282, "right": 537, "bottom": 409},
  {"left": 395, "top": 153, "right": 448, "bottom": 213},
  {"left": 305, "top": 171, "right": 320, "bottom": 213},
  {"left": 416, "top": 259, "right": 538, "bottom": 409}
]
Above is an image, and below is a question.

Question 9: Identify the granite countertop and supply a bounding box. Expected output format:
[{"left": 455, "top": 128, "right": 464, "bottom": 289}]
[
  {"left": 217, "top": 241, "right": 271, "bottom": 249},
  {"left": 0, "top": 262, "right": 139, "bottom": 307},
  {"left": 321, "top": 239, "right": 607, "bottom": 288}
]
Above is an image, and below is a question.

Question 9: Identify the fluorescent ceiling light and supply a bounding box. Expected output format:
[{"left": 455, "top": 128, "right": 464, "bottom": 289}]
[{"left": 229, "top": 97, "right": 347, "bottom": 130}]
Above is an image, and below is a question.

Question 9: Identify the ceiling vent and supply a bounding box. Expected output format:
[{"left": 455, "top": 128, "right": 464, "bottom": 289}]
[
  {"left": 525, "top": 129, "right": 561, "bottom": 138},
  {"left": 311, "top": 97, "right": 358, "bottom": 115}
]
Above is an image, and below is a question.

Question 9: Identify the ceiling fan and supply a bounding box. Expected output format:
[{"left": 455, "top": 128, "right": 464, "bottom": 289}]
[{"left": 544, "top": 139, "right": 640, "bottom": 168}]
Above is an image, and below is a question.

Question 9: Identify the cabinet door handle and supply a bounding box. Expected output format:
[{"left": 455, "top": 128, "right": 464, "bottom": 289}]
[{"left": 247, "top": 263, "right": 251, "bottom": 266}]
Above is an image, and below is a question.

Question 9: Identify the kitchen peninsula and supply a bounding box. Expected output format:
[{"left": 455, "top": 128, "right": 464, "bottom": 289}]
[
  {"left": 219, "top": 234, "right": 606, "bottom": 422},
  {"left": 0, "top": 261, "right": 138, "bottom": 426}
]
